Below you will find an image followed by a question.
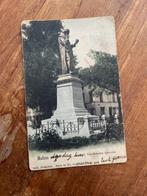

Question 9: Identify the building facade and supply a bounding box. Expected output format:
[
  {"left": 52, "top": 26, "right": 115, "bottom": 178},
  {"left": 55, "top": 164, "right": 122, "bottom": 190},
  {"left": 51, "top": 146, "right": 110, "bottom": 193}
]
[{"left": 83, "top": 86, "right": 119, "bottom": 117}]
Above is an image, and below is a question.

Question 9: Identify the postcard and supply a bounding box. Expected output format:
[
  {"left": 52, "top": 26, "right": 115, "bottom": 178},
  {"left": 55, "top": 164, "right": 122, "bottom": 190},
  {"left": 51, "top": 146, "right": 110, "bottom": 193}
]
[{"left": 21, "top": 16, "right": 127, "bottom": 170}]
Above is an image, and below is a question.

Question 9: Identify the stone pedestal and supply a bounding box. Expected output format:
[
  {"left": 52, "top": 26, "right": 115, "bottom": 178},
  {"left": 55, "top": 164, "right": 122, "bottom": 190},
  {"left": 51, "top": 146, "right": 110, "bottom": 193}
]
[
  {"left": 42, "top": 74, "right": 96, "bottom": 138},
  {"left": 53, "top": 74, "right": 89, "bottom": 121}
]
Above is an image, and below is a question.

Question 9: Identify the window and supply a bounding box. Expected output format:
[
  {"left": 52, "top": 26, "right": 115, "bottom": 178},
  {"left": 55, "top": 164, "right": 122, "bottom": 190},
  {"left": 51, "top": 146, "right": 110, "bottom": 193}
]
[
  {"left": 112, "top": 92, "right": 115, "bottom": 102},
  {"left": 100, "top": 107, "right": 105, "bottom": 115},
  {"left": 100, "top": 92, "right": 103, "bottom": 102},
  {"left": 109, "top": 107, "right": 112, "bottom": 116}
]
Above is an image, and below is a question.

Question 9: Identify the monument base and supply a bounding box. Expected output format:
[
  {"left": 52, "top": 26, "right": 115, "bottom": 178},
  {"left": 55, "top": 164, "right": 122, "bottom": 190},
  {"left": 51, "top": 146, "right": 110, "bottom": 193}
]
[{"left": 42, "top": 74, "right": 97, "bottom": 138}]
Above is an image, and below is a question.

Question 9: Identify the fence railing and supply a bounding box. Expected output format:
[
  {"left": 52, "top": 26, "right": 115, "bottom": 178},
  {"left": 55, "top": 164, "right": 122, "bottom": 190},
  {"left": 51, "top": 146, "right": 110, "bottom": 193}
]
[
  {"left": 31, "top": 115, "right": 119, "bottom": 137},
  {"left": 88, "top": 118, "right": 106, "bottom": 131},
  {"left": 35, "top": 119, "right": 85, "bottom": 136}
]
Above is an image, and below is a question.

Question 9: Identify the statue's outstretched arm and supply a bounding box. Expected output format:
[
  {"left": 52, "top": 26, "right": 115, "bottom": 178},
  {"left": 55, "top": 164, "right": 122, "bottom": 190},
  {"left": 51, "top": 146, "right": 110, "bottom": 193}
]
[{"left": 71, "top": 39, "right": 79, "bottom": 48}]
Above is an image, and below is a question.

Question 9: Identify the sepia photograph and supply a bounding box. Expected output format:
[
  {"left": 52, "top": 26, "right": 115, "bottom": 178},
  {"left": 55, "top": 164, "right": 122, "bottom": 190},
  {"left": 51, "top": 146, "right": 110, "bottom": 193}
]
[{"left": 21, "top": 17, "right": 127, "bottom": 170}]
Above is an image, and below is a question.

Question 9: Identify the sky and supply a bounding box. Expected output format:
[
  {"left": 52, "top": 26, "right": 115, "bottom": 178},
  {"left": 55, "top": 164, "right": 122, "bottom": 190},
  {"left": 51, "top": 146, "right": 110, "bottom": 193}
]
[{"left": 62, "top": 17, "right": 117, "bottom": 68}]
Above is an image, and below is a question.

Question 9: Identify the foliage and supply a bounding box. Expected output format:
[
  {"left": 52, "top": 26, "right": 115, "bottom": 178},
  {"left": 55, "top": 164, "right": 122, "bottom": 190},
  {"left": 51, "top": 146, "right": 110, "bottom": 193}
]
[
  {"left": 22, "top": 20, "right": 63, "bottom": 118},
  {"left": 29, "top": 132, "right": 90, "bottom": 151},
  {"left": 79, "top": 51, "right": 120, "bottom": 93},
  {"left": 105, "top": 123, "right": 124, "bottom": 142}
]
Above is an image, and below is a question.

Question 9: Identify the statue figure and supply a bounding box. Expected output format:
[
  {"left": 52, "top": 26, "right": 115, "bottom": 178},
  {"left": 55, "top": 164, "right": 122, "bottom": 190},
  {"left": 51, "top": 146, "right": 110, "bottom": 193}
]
[
  {"left": 58, "top": 30, "right": 67, "bottom": 74},
  {"left": 58, "top": 29, "right": 79, "bottom": 74}
]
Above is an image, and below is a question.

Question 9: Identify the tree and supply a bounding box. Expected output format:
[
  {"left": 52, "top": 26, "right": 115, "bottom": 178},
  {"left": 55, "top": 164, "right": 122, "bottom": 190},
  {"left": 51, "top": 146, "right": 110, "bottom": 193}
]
[
  {"left": 22, "top": 20, "right": 63, "bottom": 118},
  {"left": 79, "top": 51, "right": 123, "bottom": 121}
]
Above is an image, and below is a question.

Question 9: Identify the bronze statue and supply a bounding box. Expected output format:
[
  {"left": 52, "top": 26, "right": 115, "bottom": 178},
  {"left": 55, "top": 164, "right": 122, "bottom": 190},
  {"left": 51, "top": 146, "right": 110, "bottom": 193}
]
[{"left": 58, "top": 29, "right": 79, "bottom": 74}]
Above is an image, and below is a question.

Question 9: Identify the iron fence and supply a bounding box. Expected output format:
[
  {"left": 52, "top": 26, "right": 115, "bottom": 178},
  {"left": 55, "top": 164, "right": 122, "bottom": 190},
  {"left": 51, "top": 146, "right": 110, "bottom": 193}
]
[{"left": 31, "top": 115, "right": 119, "bottom": 137}]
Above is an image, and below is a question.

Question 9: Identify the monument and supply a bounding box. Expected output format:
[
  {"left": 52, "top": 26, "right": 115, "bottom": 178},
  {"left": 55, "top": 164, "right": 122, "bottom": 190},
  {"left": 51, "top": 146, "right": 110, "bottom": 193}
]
[{"left": 42, "top": 28, "right": 97, "bottom": 138}]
